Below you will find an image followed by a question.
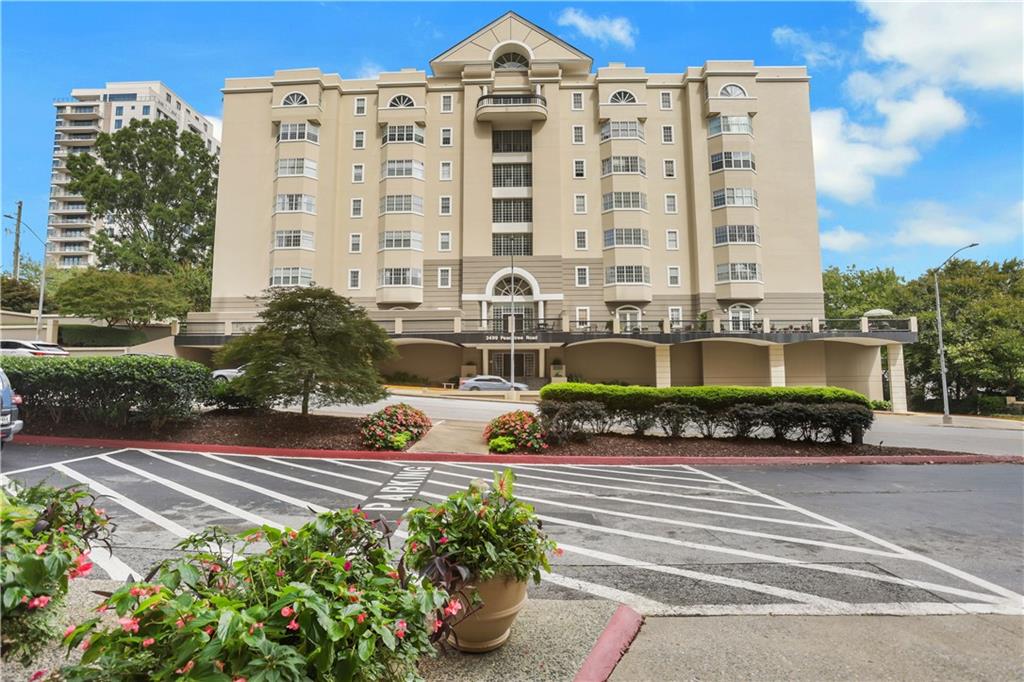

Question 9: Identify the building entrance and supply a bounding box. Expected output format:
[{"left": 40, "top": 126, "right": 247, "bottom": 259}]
[{"left": 489, "top": 351, "right": 538, "bottom": 379}]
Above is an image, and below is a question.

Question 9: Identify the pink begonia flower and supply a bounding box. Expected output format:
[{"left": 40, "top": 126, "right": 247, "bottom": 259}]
[
  {"left": 79, "top": 639, "right": 90, "bottom": 651},
  {"left": 30, "top": 670, "right": 47, "bottom": 681},
  {"left": 433, "top": 618, "right": 443, "bottom": 633},
  {"left": 356, "top": 613, "right": 366, "bottom": 624},
  {"left": 64, "top": 625, "right": 76, "bottom": 638},
  {"left": 34, "top": 543, "right": 48, "bottom": 555},
  {"left": 275, "top": 570, "right": 285, "bottom": 578},
  {"left": 118, "top": 617, "right": 140, "bottom": 634},
  {"left": 438, "top": 535, "right": 448, "bottom": 545},
  {"left": 443, "top": 599, "right": 463, "bottom": 618},
  {"left": 343, "top": 560, "right": 352, "bottom": 571},
  {"left": 286, "top": 619, "right": 300, "bottom": 631},
  {"left": 142, "top": 638, "right": 155, "bottom": 648},
  {"left": 394, "top": 619, "right": 407, "bottom": 639},
  {"left": 280, "top": 606, "right": 295, "bottom": 618},
  {"left": 175, "top": 660, "right": 194, "bottom": 675},
  {"left": 27, "top": 595, "right": 51, "bottom": 610},
  {"left": 68, "top": 553, "right": 93, "bottom": 579}
]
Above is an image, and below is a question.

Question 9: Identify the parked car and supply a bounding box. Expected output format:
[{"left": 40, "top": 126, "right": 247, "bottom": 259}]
[
  {"left": 459, "top": 375, "right": 528, "bottom": 391},
  {"left": 1, "top": 369, "right": 24, "bottom": 443},
  {"left": 212, "top": 364, "right": 247, "bottom": 382},
  {"left": 0, "top": 340, "right": 70, "bottom": 357}
]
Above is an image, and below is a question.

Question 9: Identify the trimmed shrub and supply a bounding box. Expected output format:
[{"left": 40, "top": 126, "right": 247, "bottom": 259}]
[
  {"left": 483, "top": 411, "right": 546, "bottom": 452},
  {"left": 812, "top": 403, "right": 874, "bottom": 444},
  {"left": 539, "top": 383, "right": 872, "bottom": 411},
  {"left": 58, "top": 324, "right": 147, "bottom": 348},
  {"left": 763, "top": 402, "right": 813, "bottom": 441},
  {"left": 720, "top": 404, "right": 766, "bottom": 439},
  {"left": 207, "top": 379, "right": 268, "bottom": 411},
  {"left": 359, "top": 403, "right": 431, "bottom": 450},
  {"left": 870, "top": 399, "right": 892, "bottom": 411},
  {"left": 654, "top": 403, "right": 702, "bottom": 438},
  {"left": 539, "top": 400, "right": 610, "bottom": 444},
  {"left": 488, "top": 435, "right": 516, "bottom": 453},
  {"left": 383, "top": 371, "right": 432, "bottom": 387},
  {"left": 2, "top": 355, "right": 212, "bottom": 430}
]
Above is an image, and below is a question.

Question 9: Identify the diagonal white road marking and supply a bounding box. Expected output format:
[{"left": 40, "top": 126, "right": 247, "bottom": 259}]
[
  {"left": 196, "top": 453, "right": 368, "bottom": 500},
  {"left": 542, "top": 572, "right": 673, "bottom": 613},
  {"left": 518, "top": 465, "right": 755, "bottom": 495},
  {"left": 251, "top": 456, "right": 384, "bottom": 486},
  {"left": 327, "top": 460, "right": 398, "bottom": 476},
  {"left": 2, "top": 448, "right": 134, "bottom": 476},
  {"left": 569, "top": 464, "right": 738, "bottom": 486}
]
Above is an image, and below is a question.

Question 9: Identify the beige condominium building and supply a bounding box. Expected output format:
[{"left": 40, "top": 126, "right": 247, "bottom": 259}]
[
  {"left": 48, "top": 81, "right": 220, "bottom": 268},
  {"left": 181, "top": 12, "right": 916, "bottom": 409}
]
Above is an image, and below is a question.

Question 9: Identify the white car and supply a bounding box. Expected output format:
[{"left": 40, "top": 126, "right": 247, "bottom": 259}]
[
  {"left": 212, "top": 364, "right": 247, "bottom": 382},
  {"left": 0, "top": 340, "right": 70, "bottom": 357},
  {"left": 459, "top": 375, "right": 529, "bottom": 391}
]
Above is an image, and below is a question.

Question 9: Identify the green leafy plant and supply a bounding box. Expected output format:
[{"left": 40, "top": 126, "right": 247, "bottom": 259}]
[
  {"left": 59, "top": 509, "right": 451, "bottom": 682},
  {"left": 403, "top": 470, "right": 558, "bottom": 588},
  {"left": 53, "top": 269, "right": 190, "bottom": 327},
  {"left": 539, "top": 383, "right": 873, "bottom": 411},
  {"left": 869, "top": 399, "right": 893, "bottom": 411},
  {"left": 487, "top": 436, "right": 516, "bottom": 453},
  {"left": 359, "top": 404, "right": 431, "bottom": 451},
  {"left": 207, "top": 380, "right": 268, "bottom": 411},
  {"left": 538, "top": 400, "right": 611, "bottom": 444},
  {"left": 0, "top": 484, "right": 114, "bottom": 665},
  {"left": 58, "top": 324, "right": 147, "bottom": 348},
  {"left": 482, "top": 411, "right": 546, "bottom": 452}
]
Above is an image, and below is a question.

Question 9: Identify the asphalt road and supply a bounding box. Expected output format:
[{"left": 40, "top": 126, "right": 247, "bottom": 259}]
[
  {"left": 311, "top": 394, "right": 1024, "bottom": 456},
  {"left": 2, "top": 443, "right": 1021, "bottom": 618}
]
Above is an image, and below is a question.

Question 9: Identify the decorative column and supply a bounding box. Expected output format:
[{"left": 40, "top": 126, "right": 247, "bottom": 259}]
[
  {"left": 481, "top": 348, "right": 489, "bottom": 375},
  {"left": 768, "top": 345, "right": 786, "bottom": 387},
  {"left": 886, "top": 344, "right": 908, "bottom": 413},
  {"left": 655, "top": 345, "right": 671, "bottom": 388}
]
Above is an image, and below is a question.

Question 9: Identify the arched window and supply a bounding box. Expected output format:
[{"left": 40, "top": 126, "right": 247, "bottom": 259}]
[
  {"left": 493, "top": 276, "right": 532, "bottom": 297},
  {"left": 727, "top": 304, "right": 754, "bottom": 332},
  {"left": 719, "top": 84, "right": 747, "bottom": 98},
  {"left": 388, "top": 94, "right": 415, "bottom": 108},
  {"left": 281, "top": 92, "right": 309, "bottom": 106},
  {"left": 617, "top": 306, "right": 643, "bottom": 332},
  {"left": 494, "top": 52, "right": 529, "bottom": 71},
  {"left": 609, "top": 90, "right": 637, "bottom": 104}
]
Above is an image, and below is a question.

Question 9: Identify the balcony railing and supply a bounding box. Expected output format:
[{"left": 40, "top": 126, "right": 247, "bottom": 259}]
[{"left": 477, "top": 94, "right": 547, "bottom": 108}]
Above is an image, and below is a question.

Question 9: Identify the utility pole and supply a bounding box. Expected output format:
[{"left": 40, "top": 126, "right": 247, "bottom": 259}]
[
  {"left": 11, "top": 200, "right": 22, "bottom": 279},
  {"left": 933, "top": 242, "right": 979, "bottom": 425}
]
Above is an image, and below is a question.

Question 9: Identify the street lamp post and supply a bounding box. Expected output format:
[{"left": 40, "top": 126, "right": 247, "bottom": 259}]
[
  {"left": 933, "top": 242, "right": 979, "bottom": 425},
  {"left": 3, "top": 212, "right": 48, "bottom": 340},
  {"left": 508, "top": 236, "right": 516, "bottom": 390}
]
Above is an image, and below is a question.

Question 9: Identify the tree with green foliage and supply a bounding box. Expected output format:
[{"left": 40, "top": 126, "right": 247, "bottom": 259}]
[
  {"left": 216, "top": 287, "right": 396, "bottom": 415},
  {"left": 0, "top": 275, "right": 38, "bottom": 313},
  {"left": 821, "top": 265, "right": 910, "bottom": 318},
  {"left": 52, "top": 268, "right": 189, "bottom": 328},
  {"left": 1, "top": 258, "right": 72, "bottom": 314},
  {"left": 65, "top": 118, "right": 217, "bottom": 310}
]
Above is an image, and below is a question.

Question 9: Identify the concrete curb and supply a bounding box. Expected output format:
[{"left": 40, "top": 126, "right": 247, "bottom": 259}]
[
  {"left": 14, "top": 435, "right": 1021, "bottom": 465},
  {"left": 574, "top": 604, "right": 644, "bottom": 682}
]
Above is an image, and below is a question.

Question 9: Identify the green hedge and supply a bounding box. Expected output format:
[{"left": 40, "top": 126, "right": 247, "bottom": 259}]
[
  {"left": 2, "top": 355, "right": 213, "bottom": 429},
  {"left": 539, "top": 383, "right": 872, "bottom": 411},
  {"left": 58, "top": 324, "right": 147, "bottom": 348}
]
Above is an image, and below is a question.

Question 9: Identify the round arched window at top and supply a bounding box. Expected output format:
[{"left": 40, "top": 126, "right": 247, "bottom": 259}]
[
  {"left": 609, "top": 90, "right": 637, "bottom": 104},
  {"left": 719, "top": 84, "right": 747, "bottom": 98},
  {"left": 493, "top": 275, "right": 533, "bottom": 297},
  {"left": 494, "top": 52, "right": 529, "bottom": 71},
  {"left": 281, "top": 92, "right": 309, "bottom": 106},
  {"left": 388, "top": 94, "right": 415, "bottom": 108}
]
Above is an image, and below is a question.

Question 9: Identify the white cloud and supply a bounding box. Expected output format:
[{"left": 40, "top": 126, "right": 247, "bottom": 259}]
[
  {"left": 354, "top": 60, "right": 384, "bottom": 80},
  {"left": 204, "top": 115, "right": 223, "bottom": 142},
  {"left": 876, "top": 87, "right": 967, "bottom": 145},
  {"left": 557, "top": 8, "right": 636, "bottom": 49},
  {"left": 771, "top": 26, "right": 844, "bottom": 68},
  {"left": 892, "top": 201, "right": 1023, "bottom": 247},
  {"left": 820, "top": 225, "right": 870, "bottom": 252}
]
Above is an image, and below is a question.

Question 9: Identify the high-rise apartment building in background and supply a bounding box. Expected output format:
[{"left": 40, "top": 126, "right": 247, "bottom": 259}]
[
  {"left": 181, "top": 13, "right": 916, "bottom": 406},
  {"left": 48, "top": 81, "right": 220, "bottom": 268}
]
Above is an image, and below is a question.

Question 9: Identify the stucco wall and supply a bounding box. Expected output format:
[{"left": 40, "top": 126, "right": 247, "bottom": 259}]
[
  {"left": 783, "top": 341, "right": 827, "bottom": 386},
  {"left": 379, "top": 343, "right": 463, "bottom": 383},
  {"left": 824, "top": 342, "right": 883, "bottom": 400},
  {"left": 670, "top": 343, "right": 703, "bottom": 385},
  {"left": 701, "top": 341, "right": 770, "bottom": 386},
  {"left": 564, "top": 342, "right": 656, "bottom": 385}
]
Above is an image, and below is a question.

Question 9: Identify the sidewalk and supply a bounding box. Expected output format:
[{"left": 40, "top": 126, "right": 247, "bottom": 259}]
[
  {"left": 612, "top": 614, "right": 1024, "bottom": 681},
  {"left": 409, "top": 419, "right": 489, "bottom": 455}
]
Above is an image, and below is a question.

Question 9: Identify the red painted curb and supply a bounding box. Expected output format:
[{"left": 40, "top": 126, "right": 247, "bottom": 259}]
[
  {"left": 575, "top": 604, "right": 644, "bottom": 682},
  {"left": 12, "top": 434, "right": 1021, "bottom": 465}
]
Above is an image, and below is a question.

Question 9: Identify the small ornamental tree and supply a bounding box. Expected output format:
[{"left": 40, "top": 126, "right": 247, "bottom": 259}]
[
  {"left": 52, "top": 269, "right": 189, "bottom": 328},
  {"left": 217, "top": 287, "right": 395, "bottom": 415}
]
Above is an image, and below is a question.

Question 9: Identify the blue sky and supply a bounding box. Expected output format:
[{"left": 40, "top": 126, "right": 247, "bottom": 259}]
[{"left": 2, "top": 2, "right": 1022, "bottom": 277}]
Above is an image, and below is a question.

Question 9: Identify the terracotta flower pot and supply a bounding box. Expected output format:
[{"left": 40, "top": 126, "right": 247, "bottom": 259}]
[{"left": 448, "top": 576, "right": 528, "bottom": 653}]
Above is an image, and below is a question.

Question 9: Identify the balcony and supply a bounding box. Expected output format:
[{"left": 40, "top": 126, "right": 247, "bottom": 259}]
[{"left": 476, "top": 94, "right": 547, "bottom": 123}]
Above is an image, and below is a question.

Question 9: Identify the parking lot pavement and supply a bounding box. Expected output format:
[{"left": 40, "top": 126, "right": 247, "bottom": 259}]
[{"left": 2, "top": 444, "right": 1021, "bottom": 618}]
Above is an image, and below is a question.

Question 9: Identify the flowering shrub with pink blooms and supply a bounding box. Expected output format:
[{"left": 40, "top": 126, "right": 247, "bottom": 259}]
[
  {"left": 57, "top": 509, "right": 451, "bottom": 681},
  {"left": 0, "top": 484, "right": 112, "bottom": 665},
  {"left": 482, "top": 410, "right": 547, "bottom": 452},
  {"left": 359, "top": 403, "right": 432, "bottom": 450}
]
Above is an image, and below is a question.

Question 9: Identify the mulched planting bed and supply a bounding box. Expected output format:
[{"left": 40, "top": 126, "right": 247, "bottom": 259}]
[
  {"left": 21, "top": 410, "right": 368, "bottom": 451},
  {"left": 540, "top": 434, "right": 978, "bottom": 458}
]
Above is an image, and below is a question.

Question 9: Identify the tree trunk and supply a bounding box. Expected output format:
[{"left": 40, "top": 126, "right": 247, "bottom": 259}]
[{"left": 301, "top": 374, "right": 311, "bottom": 416}]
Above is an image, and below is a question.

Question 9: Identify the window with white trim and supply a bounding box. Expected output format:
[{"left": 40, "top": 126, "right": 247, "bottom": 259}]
[
  {"left": 664, "top": 194, "right": 678, "bottom": 214},
  {"left": 571, "top": 92, "right": 584, "bottom": 110},
  {"left": 714, "top": 224, "right": 760, "bottom": 245},
  {"left": 275, "top": 193, "right": 316, "bottom": 213},
  {"left": 602, "top": 191, "right": 648, "bottom": 211},
  {"left": 277, "top": 158, "right": 318, "bottom": 178},
  {"left": 493, "top": 163, "right": 532, "bottom": 187},
  {"left": 669, "top": 306, "right": 683, "bottom": 324},
  {"left": 354, "top": 97, "right": 366, "bottom": 116},
  {"left": 661, "top": 125, "right": 675, "bottom": 144},
  {"left": 710, "top": 151, "right": 756, "bottom": 171},
  {"left": 350, "top": 198, "right": 363, "bottom": 218},
  {"left": 439, "top": 161, "right": 452, "bottom": 181},
  {"left": 609, "top": 90, "right": 637, "bottom": 104},
  {"left": 605, "top": 265, "right": 651, "bottom": 285},
  {"left": 575, "top": 307, "right": 591, "bottom": 327},
  {"left": 349, "top": 233, "right": 362, "bottom": 253},
  {"left": 667, "top": 266, "right": 681, "bottom": 286},
  {"left": 571, "top": 125, "right": 585, "bottom": 144},
  {"left": 388, "top": 94, "right": 415, "bottom": 108},
  {"left": 440, "top": 127, "right": 453, "bottom": 146},
  {"left": 663, "top": 159, "right": 676, "bottom": 178},
  {"left": 574, "top": 229, "right": 588, "bottom": 250},
  {"left": 709, "top": 115, "right": 753, "bottom": 135},
  {"left": 269, "top": 266, "right": 312, "bottom": 287},
  {"left": 378, "top": 230, "right": 423, "bottom": 250},
  {"left": 712, "top": 188, "right": 758, "bottom": 208},
  {"left": 600, "top": 120, "right": 645, "bottom": 141},
  {"left": 660, "top": 91, "right": 672, "bottom": 110},
  {"left": 281, "top": 92, "right": 308, "bottom": 106},
  {"left": 438, "top": 231, "right": 452, "bottom": 251},
  {"left": 439, "top": 196, "right": 452, "bottom": 216},
  {"left": 715, "top": 262, "right": 762, "bottom": 282},
  {"left": 348, "top": 269, "right": 361, "bottom": 289},
  {"left": 727, "top": 304, "right": 754, "bottom": 331},
  {"left": 274, "top": 230, "right": 314, "bottom": 249},
  {"left": 353, "top": 130, "right": 365, "bottom": 149},
  {"left": 378, "top": 267, "right": 422, "bottom": 286},
  {"left": 603, "top": 228, "right": 650, "bottom": 248},
  {"left": 719, "top": 84, "right": 747, "bottom": 98},
  {"left": 278, "top": 122, "right": 319, "bottom": 143},
  {"left": 491, "top": 233, "right": 532, "bottom": 256},
  {"left": 494, "top": 52, "right": 529, "bottom": 70},
  {"left": 437, "top": 267, "right": 451, "bottom": 288},
  {"left": 573, "top": 159, "right": 586, "bottom": 178},
  {"left": 492, "top": 198, "right": 532, "bottom": 223},
  {"left": 492, "top": 130, "right": 531, "bottom": 153},
  {"left": 383, "top": 124, "right": 425, "bottom": 144},
  {"left": 379, "top": 194, "right": 424, "bottom": 214},
  {"left": 574, "top": 194, "right": 587, "bottom": 214},
  {"left": 382, "top": 159, "right": 425, "bottom": 179},
  {"left": 601, "top": 156, "right": 646, "bottom": 176},
  {"left": 441, "top": 94, "right": 453, "bottom": 113},
  {"left": 575, "top": 266, "right": 590, "bottom": 287},
  {"left": 352, "top": 164, "right": 364, "bottom": 183}
]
